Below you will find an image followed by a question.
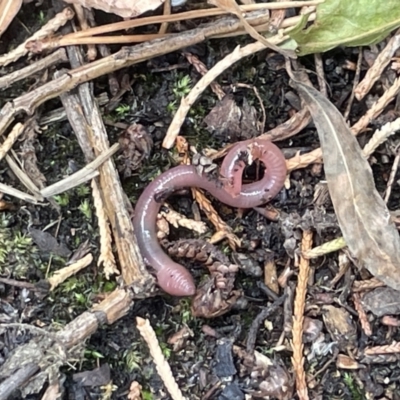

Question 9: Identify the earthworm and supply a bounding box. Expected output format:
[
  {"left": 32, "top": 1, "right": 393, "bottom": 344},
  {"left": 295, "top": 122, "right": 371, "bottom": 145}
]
[{"left": 133, "top": 139, "right": 287, "bottom": 296}]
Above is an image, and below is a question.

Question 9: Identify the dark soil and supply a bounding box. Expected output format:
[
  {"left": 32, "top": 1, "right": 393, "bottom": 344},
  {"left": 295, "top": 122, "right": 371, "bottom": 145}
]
[{"left": 0, "top": 1, "right": 400, "bottom": 400}]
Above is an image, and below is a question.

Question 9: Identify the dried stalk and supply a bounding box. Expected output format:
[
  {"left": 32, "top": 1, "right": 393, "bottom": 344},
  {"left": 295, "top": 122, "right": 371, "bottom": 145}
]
[
  {"left": 136, "top": 317, "right": 186, "bottom": 400},
  {"left": 0, "top": 7, "right": 75, "bottom": 66},
  {"left": 0, "top": 11, "right": 280, "bottom": 137},
  {"left": 0, "top": 48, "right": 68, "bottom": 90},
  {"left": 92, "top": 180, "right": 118, "bottom": 278},
  {"left": 0, "top": 289, "right": 132, "bottom": 397},
  {"left": 291, "top": 230, "right": 313, "bottom": 400},
  {"left": 43, "top": 1, "right": 322, "bottom": 40}
]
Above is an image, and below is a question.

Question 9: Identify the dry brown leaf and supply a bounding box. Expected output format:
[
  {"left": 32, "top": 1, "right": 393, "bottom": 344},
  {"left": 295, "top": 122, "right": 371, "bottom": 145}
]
[
  {"left": 292, "top": 80, "right": 400, "bottom": 291},
  {"left": 63, "top": 0, "right": 164, "bottom": 18},
  {"left": 0, "top": 0, "right": 22, "bottom": 39}
]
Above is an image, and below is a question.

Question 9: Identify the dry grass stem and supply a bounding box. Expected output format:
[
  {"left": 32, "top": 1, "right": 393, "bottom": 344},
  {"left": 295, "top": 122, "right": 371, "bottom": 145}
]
[
  {"left": 48, "top": 253, "right": 93, "bottom": 290},
  {"left": 383, "top": 146, "right": 400, "bottom": 203},
  {"left": 92, "top": 180, "right": 118, "bottom": 278},
  {"left": 209, "top": 0, "right": 295, "bottom": 58},
  {"left": 352, "top": 292, "right": 372, "bottom": 336},
  {"left": 73, "top": 4, "right": 97, "bottom": 60},
  {"left": 0, "top": 123, "right": 23, "bottom": 162},
  {"left": 136, "top": 317, "right": 186, "bottom": 400},
  {"left": 355, "top": 30, "right": 400, "bottom": 101},
  {"left": 0, "top": 7, "right": 75, "bottom": 66},
  {"left": 0, "top": 182, "right": 42, "bottom": 204},
  {"left": 314, "top": 53, "right": 327, "bottom": 97},
  {"left": 291, "top": 230, "right": 313, "bottom": 400}
]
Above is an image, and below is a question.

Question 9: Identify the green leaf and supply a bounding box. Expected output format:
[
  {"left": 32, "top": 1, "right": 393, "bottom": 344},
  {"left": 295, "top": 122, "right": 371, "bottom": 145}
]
[{"left": 289, "top": 0, "right": 400, "bottom": 55}]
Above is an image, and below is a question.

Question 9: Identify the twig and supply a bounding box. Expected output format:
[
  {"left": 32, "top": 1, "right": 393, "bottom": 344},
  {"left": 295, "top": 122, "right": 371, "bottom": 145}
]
[
  {"left": 0, "top": 7, "right": 75, "bottom": 66},
  {"left": 291, "top": 230, "right": 313, "bottom": 400},
  {"left": 246, "top": 295, "right": 286, "bottom": 353},
  {"left": 73, "top": 3, "right": 97, "bottom": 60},
  {"left": 0, "top": 10, "right": 282, "bottom": 138},
  {"left": 136, "top": 317, "right": 186, "bottom": 400},
  {"left": 0, "top": 364, "right": 39, "bottom": 400},
  {"left": 0, "top": 0, "right": 22, "bottom": 38},
  {"left": 43, "top": 1, "right": 322, "bottom": 40},
  {"left": 0, "top": 48, "right": 68, "bottom": 90},
  {"left": 183, "top": 52, "right": 225, "bottom": 100}
]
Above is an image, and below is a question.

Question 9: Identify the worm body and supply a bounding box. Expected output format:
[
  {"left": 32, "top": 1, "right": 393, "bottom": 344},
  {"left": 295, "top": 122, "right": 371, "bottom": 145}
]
[{"left": 133, "top": 139, "right": 287, "bottom": 296}]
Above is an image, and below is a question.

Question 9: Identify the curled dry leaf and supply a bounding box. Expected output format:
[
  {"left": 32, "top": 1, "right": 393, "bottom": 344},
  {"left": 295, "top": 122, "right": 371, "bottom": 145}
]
[
  {"left": 292, "top": 80, "right": 400, "bottom": 291},
  {"left": 63, "top": 0, "right": 164, "bottom": 18}
]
